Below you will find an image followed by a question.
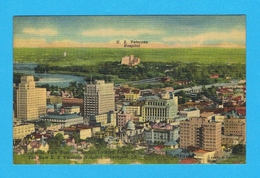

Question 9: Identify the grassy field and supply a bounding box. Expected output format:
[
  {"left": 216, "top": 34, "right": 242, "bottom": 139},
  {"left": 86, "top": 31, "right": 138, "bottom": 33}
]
[
  {"left": 14, "top": 47, "right": 246, "bottom": 66},
  {"left": 217, "top": 154, "right": 246, "bottom": 164}
]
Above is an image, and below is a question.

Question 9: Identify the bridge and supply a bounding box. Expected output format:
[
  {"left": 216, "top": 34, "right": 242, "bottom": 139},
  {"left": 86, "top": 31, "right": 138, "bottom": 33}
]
[
  {"left": 13, "top": 63, "right": 38, "bottom": 70},
  {"left": 13, "top": 63, "right": 38, "bottom": 74}
]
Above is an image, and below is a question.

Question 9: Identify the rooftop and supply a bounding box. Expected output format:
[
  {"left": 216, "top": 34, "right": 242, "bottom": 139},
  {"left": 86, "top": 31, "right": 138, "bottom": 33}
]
[
  {"left": 43, "top": 114, "right": 82, "bottom": 120},
  {"left": 179, "top": 158, "right": 199, "bottom": 164}
]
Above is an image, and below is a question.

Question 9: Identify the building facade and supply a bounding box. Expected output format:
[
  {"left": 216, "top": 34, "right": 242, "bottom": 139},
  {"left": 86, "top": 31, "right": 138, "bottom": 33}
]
[
  {"left": 90, "top": 112, "right": 116, "bottom": 127},
  {"left": 117, "top": 106, "right": 132, "bottom": 129},
  {"left": 63, "top": 106, "right": 80, "bottom": 114},
  {"left": 84, "top": 80, "right": 115, "bottom": 118},
  {"left": 16, "top": 76, "right": 46, "bottom": 121},
  {"left": 41, "top": 114, "right": 83, "bottom": 128},
  {"left": 145, "top": 126, "right": 179, "bottom": 145},
  {"left": 121, "top": 55, "right": 140, "bottom": 66},
  {"left": 180, "top": 117, "right": 222, "bottom": 156},
  {"left": 142, "top": 97, "right": 178, "bottom": 122},
  {"left": 62, "top": 98, "right": 84, "bottom": 114},
  {"left": 13, "top": 124, "right": 35, "bottom": 140},
  {"left": 116, "top": 104, "right": 141, "bottom": 116},
  {"left": 179, "top": 108, "right": 200, "bottom": 118},
  {"left": 145, "top": 123, "right": 179, "bottom": 144},
  {"left": 124, "top": 93, "right": 140, "bottom": 102},
  {"left": 224, "top": 117, "right": 246, "bottom": 144}
]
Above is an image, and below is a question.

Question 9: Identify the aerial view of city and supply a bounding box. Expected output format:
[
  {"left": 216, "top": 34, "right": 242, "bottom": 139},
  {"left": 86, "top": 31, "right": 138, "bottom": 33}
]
[{"left": 13, "top": 15, "right": 246, "bottom": 164}]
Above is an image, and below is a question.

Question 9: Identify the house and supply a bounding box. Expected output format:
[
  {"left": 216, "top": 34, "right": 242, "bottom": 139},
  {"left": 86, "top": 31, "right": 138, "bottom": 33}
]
[
  {"left": 13, "top": 148, "right": 25, "bottom": 155},
  {"left": 152, "top": 145, "right": 166, "bottom": 155},
  {"left": 27, "top": 136, "right": 49, "bottom": 153},
  {"left": 65, "top": 138, "right": 77, "bottom": 147},
  {"left": 164, "top": 140, "right": 179, "bottom": 149},
  {"left": 193, "top": 149, "right": 216, "bottom": 164},
  {"left": 166, "top": 148, "right": 193, "bottom": 160},
  {"left": 174, "top": 80, "right": 191, "bottom": 85}
]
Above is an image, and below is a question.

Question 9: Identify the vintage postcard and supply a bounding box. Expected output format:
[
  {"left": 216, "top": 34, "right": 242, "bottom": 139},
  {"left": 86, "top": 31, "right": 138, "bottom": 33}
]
[{"left": 13, "top": 15, "right": 246, "bottom": 164}]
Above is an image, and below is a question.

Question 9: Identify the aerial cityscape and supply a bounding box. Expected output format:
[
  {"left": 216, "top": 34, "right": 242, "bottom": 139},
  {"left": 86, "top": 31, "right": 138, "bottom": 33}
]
[{"left": 13, "top": 16, "right": 246, "bottom": 164}]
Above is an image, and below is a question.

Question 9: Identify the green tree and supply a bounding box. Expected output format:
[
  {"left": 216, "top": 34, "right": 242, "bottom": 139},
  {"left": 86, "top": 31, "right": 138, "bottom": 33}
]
[
  {"left": 232, "top": 144, "right": 246, "bottom": 155},
  {"left": 72, "top": 132, "right": 80, "bottom": 144},
  {"left": 48, "top": 133, "right": 64, "bottom": 149}
]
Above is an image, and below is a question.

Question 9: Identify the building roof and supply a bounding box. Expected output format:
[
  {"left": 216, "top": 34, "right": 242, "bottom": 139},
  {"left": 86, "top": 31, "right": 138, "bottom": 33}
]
[
  {"left": 193, "top": 149, "right": 208, "bottom": 154},
  {"left": 120, "top": 105, "right": 128, "bottom": 114},
  {"left": 139, "top": 95, "right": 160, "bottom": 101},
  {"left": 43, "top": 114, "right": 82, "bottom": 120},
  {"left": 164, "top": 140, "right": 178, "bottom": 146},
  {"left": 179, "top": 158, "right": 199, "bottom": 164},
  {"left": 235, "top": 107, "right": 246, "bottom": 115},
  {"left": 64, "top": 106, "right": 80, "bottom": 109},
  {"left": 154, "top": 145, "right": 165, "bottom": 150},
  {"left": 126, "top": 120, "right": 135, "bottom": 130}
]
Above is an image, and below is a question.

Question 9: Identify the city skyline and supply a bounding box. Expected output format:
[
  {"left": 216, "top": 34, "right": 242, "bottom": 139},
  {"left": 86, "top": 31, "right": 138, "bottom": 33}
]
[
  {"left": 14, "top": 16, "right": 245, "bottom": 48},
  {"left": 13, "top": 15, "right": 246, "bottom": 165}
]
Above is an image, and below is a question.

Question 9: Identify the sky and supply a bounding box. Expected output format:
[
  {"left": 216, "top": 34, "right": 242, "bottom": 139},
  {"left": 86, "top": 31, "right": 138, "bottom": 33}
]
[{"left": 13, "top": 16, "right": 245, "bottom": 48}]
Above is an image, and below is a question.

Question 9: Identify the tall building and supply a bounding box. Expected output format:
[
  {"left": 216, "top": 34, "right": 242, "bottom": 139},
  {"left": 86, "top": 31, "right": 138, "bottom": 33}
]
[
  {"left": 84, "top": 80, "right": 115, "bottom": 118},
  {"left": 142, "top": 97, "right": 178, "bottom": 122},
  {"left": 180, "top": 117, "right": 222, "bottom": 156},
  {"left": 16, "top": 76, "right": 46, "bottom": 121}
]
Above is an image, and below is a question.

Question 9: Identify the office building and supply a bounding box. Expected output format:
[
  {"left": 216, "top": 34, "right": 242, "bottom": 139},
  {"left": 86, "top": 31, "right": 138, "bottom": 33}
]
[
  {"left": 16, "top": 76, "right": 46, "bottom": 121},
  {"left": 180, "top": 117, "right": 222, "bottom": 156},
  {"left": 142, "top": 97, "right": 178, "bottom": 122},
  {"left": 84, "top": 80, "right": 115, "bottom": 118}
]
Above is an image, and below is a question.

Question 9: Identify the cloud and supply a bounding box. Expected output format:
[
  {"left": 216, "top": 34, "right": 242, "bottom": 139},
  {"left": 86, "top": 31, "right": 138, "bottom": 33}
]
[
  {"left": 82, "top": 28, "right": 161, "bottom": 37},
  {"left": 162, "top": 30, "right": 245, "bottom": 47},
  {"left": 23, "top": 28, "right": 58, "bottom": 36},
  {"left": 14, "top": 38, "right": 49, "bottom": 48},
  {"left": 14, "top": 38, "right": 118, "bottom": 48},
  {"left": 14, "top": 36, "right": 245, "bottom": 48}
]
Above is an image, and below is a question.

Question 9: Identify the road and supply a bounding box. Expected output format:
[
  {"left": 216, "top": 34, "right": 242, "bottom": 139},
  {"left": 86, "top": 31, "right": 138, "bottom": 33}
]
[{"left": 173, "top": 82, "right": 240, "bottom": 94}]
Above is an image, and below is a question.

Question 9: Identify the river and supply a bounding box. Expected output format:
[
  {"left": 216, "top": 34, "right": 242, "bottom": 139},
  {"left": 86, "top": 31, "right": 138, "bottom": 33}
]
[{"left": 34, "top": 73, "right": 86, "bottom": 87}]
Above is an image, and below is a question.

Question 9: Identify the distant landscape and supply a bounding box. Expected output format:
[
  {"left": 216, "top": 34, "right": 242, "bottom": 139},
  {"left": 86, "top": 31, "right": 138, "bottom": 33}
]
[
  {"left": 14, "top": 47, "right": 246, "bottom": 66},
  {"left": 13, "top": 47, "right": 246, "bottom": 88}
]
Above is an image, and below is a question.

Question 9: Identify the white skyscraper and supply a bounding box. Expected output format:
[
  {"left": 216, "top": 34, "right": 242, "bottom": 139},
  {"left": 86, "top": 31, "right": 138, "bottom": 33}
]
[{"left": 16, "top": 76, "right": 46, "bottom": 120}]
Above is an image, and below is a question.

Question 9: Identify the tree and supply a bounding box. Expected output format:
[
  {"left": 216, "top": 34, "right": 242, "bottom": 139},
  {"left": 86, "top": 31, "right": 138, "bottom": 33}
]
[
  {"left": 48, "top": 133, "right": 64, "bottom": 149},
  {"left": 232, "top": 144, "right": 246, "bottom": 155},
  {"left": 72, "top": 132, "right": 80, "bottom": 144}
]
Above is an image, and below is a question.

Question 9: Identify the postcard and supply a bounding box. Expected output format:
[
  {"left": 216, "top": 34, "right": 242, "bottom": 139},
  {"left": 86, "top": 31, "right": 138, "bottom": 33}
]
[{"left": 13, "top": 15, "right": 246, "bottom": 164}]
